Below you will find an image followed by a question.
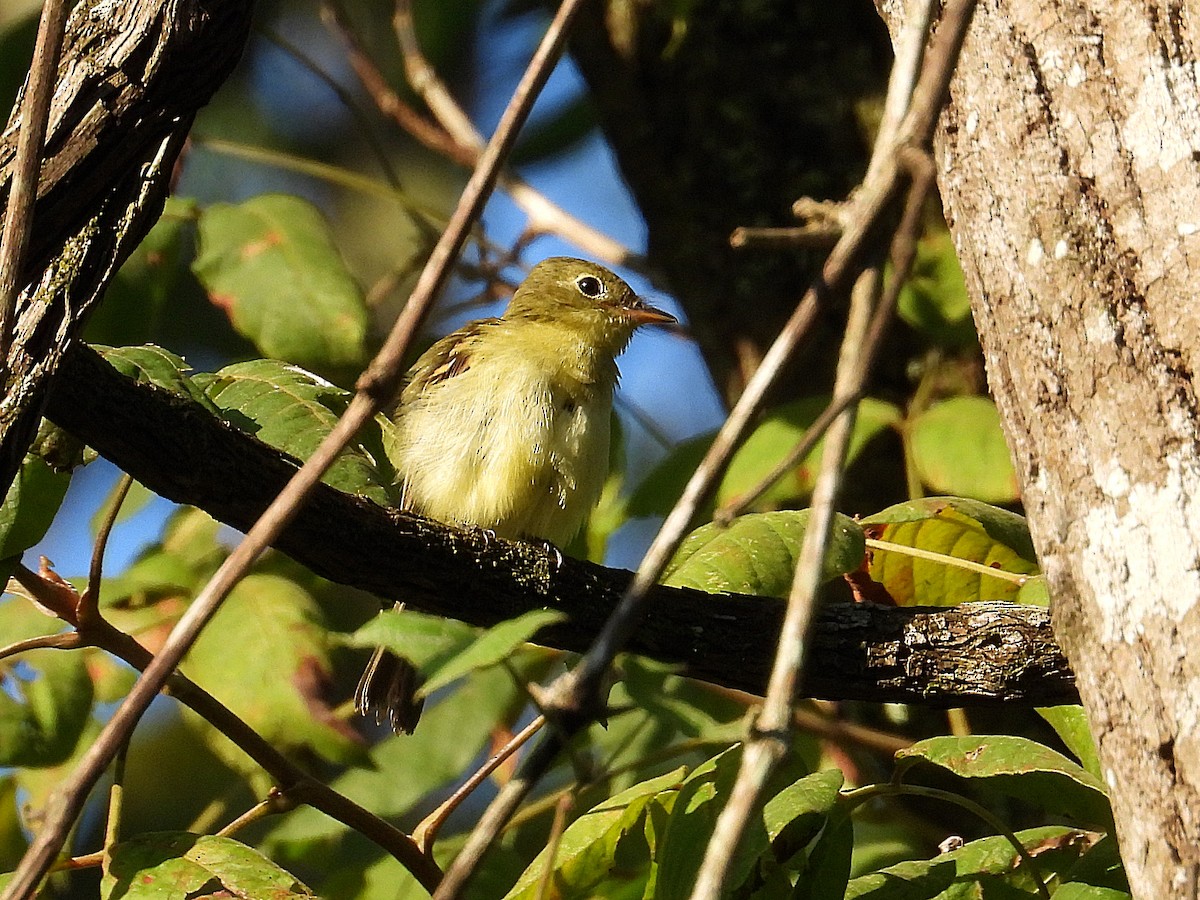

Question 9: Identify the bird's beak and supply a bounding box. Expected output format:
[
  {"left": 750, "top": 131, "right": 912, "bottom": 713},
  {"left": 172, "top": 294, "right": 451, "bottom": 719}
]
[{"left": 622, "top": 298, "right": 677, "bottom": 327}]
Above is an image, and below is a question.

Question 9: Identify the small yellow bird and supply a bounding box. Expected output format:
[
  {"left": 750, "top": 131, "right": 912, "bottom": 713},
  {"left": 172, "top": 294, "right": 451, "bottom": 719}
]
[{"left": 356, "top": 257, "right": 676, "bottom": 732}]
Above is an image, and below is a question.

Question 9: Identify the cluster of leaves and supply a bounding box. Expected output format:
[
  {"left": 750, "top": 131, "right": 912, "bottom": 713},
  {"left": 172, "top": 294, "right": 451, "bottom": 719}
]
[{"left": 0, "top": 182, "right": 1131, "bottom": 899}]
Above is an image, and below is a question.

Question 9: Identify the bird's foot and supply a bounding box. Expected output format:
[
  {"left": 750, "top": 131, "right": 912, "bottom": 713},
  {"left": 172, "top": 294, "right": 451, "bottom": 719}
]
[{"left": 539, "top": 539, "right": 564, "bottom": 571}]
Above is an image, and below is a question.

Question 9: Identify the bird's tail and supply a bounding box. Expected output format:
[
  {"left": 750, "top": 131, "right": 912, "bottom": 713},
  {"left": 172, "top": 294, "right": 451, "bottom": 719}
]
[{"left": 355, "top": 602, "right": 425, "bottom": 734}]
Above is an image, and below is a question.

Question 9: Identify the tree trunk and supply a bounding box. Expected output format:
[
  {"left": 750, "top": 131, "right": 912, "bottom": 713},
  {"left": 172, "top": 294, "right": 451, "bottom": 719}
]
[{"left": 876, "top": 0, "right": 1200, "bottom": 895}]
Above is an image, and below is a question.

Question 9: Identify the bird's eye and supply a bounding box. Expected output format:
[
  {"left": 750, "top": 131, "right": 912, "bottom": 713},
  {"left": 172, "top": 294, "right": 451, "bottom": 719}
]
[{"left": 575, "top": 275, "right": 606, "bottom": 299}]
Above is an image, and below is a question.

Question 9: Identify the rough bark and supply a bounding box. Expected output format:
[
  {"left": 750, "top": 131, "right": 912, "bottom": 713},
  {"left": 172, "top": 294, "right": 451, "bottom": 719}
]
[
  {"left": 0, "top": 0, "right": 253, "bottom": 496},
  {"left": 45, "top": 344, "right": 1078, "bottom": 707},
  {"left": 876, "top": 1, "right": 1200, "bottom": 895}
]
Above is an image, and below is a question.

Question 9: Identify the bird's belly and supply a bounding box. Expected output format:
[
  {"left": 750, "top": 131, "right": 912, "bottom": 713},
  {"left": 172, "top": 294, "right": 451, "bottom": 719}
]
[{"left": 397, "top": 379, "right": 610, "bottom": 545}]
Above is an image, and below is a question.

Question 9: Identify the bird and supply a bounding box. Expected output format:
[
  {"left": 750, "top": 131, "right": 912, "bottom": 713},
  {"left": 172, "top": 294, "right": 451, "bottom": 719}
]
[{"left": 356, "top": 256, "right": 676, "bottom": 733}]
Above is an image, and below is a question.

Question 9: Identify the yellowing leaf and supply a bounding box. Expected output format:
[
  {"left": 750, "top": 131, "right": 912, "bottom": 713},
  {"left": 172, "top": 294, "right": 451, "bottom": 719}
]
[{"left": 862, "top": 498, "right": 1038, "bottom": 606}]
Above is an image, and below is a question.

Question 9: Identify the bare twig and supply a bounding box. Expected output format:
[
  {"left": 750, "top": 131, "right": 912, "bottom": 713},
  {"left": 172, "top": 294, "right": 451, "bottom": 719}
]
[
  {"left": 3, "top": 0, "right": 585, "bottom": 892},
  {"left": 88, "top": 473, "right": 133, "bottom": 604},
  {"left": 730, "top": 225, "right": 841, "bottom": 250},
  {"left": 535, "top": 792, "right": 576, "bottom": 900},
  {"left": 0, "top": 631, "right": 81, "bottom": 662},
  {"left": 415, "top": 715, "right": 546, "bottom": 854},
  {"left": 385, "top": 0, "right": 638, "bottom": 268},
  {"left": 792, "top": 706, "right": 913, "bottom": 757},
  {"left": 0, "top": 0, "right": 69, "bottom": 365},
  {"left": 259, "top": 25, "right": 409, "bottom": 198},
  {"left": 714, "top": 390, "right": 864, "bottom": 524}
]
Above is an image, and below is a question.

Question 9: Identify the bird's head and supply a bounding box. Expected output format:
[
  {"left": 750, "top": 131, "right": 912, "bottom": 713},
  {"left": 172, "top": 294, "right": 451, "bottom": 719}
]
[{"left": 504, "top": 257, "right": 676, "bottom": 353}]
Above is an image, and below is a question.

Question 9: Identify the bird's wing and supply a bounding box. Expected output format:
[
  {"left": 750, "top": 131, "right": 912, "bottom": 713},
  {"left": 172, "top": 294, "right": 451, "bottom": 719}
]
[{"left": 400, "top": 317, "right": 502, "bottom": 403}]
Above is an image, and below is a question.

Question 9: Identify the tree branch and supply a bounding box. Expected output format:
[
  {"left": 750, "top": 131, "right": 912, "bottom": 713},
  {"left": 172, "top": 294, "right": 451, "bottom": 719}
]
[
  {"left": 45, "top": 344, "right": 1077, "bottom": 708},
  {"left": 0, "top": 0, "right": 254, "bottom": 494}
]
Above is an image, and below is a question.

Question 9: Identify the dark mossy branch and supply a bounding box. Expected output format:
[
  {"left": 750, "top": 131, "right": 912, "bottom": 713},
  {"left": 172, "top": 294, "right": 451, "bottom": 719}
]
[{"left": 47, "top": 344, "right": 1077, "bottom": 707}]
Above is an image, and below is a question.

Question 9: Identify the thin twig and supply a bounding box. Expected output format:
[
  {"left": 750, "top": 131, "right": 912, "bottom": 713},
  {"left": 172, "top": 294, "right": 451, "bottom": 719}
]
[
  {"left": 322, "top": 0, "right": 470, "bottom": 163},
  {"left": 0, "top": 631, "right": 81, "bottom": 662},
  {"left": 216, "top": 788, "right": 295, "bottom": 838},
  {"left": 714, "top": 390, "right": 865, "bottom": 524},
  {"left": 259, "top": 26, "right": 408, "bottom": 197},
  {"left": 190, "top": 137, "right": 441, "bottom": 220},
  {"left": 0, "top": 0, "right": 70, "bottom": 366},
  {"left": 534, "top": 791, "right": 576, "bottom": 900},
  {"left": 102, "top": 740, "right": 129, "bottom": 860},
  {"left": 864, "top": 537, "right": 1030, "bottom": 584},
  {"left": 3, "top": 0, "right": 584, "bottom": 893},
  {"left": 792, "top": 706, "right": 913, "bottom": 756},
  {"left": 414, "top": 715, "right": 546, "bottom": 854},
  {"left": 88, "top": 473, "right": 133, "bottom": 604},
  {"left": 389, "top": 0, "right": 638, "bottom": 268},
  {"left": 730, "top": 225, "right": 841, "bottom": 250}
]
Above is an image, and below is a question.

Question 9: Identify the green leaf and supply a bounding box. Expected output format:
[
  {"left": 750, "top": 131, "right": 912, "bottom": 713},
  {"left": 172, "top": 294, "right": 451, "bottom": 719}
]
[
  {"left": 97, "top": 344, "right": 218, "bottom": 412},
  {"left": 266, "top": 662, "right": 536, "bottom": 854},
  {"left": 720, "top": 397, "right": 902, "bottom": 508},
  {"left": 89, "top": 478, "right": 156, "bottom": 536},
  {"left": 503, "top": 768, "right": 685, "bottom": 900},
  {"left": 193, "top": 194, "right": 369, "bottom": 375},
  {"left": 102, "top": 832, "right": 315, "bottom": 899},
  {"left": 347, "top": 608, "right": 564, "bottom": 699},
  {"left": 1059, "top": 835, "right": 1129, "bottom": 894},
  {"left": 765, "top": 768, "right": 844, "bottom": 858},
  {"left": 663, "top": 510, "right": 865, "bottom": 598},
  {"left": 862, "top": 497, "right": 1039, "bottom": 606},
  {"left": 419, "top": 609, "right": 564, "bottom": 696},
  {"left": 1052, "top": 885, "right": 1132, "bottom": 900},
  {"left": 0, "top": 447, "right": 73, "bottom": 578},
  {"left": 795, "top": 808, "right": 854, "bottom": 900},
  {"left": 181, "top": 573, "right": 364, "bottom": 766},
  {"left": 1037, "top": 706, "right": 1102, "bottom": 779},
  {"left": 619, "top": 655, "right": 747, "bottom": 742},
  {"left": 896, "top": 735, "right": 1112, "bottom": 829},
  {"left": 629, "top": 397, "right": 901, "bottom": 518},
  {"left": 652, "top": 747, "right": 759, "bottom": 899},
  {"left": 195, "top": 358, "right": 398, "bottom": 504},
  {"left": 909, "top": 397, "right": 1020, "bottom": 503},
  {"left": 0, "top": 599, "right": 93, "bottom": 767},
  {"left": 897, "top": 229, "right": 976, "bottom": 347},
  {"left": 845, "top": 826, "right": 1085, "bottom": 899}
]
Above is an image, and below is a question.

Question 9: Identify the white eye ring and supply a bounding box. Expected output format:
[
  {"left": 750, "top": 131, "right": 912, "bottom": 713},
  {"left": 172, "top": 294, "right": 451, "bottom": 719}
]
[{"left": 575, "top": 274, "right": 606, "bottom": 299}]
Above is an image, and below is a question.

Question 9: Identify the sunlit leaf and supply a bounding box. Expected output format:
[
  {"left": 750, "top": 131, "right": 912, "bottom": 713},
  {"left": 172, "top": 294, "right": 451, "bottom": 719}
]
[
  {"left": 195, "top": 358, "right": 398, "bottom": 504},
  {"left": 182, "top": 574, "right": 364, "bottom": 766},
  {"left": 862, "top": 498, "right": 1038, "bottom": 606},
  {"left": 909, "top": 396, "right": 1020, "bottom": 503},
  {"left": 663, "top": 510, "right": 864, "bottom": 598},
  {"left": 845, "top": 826, "right": 1089, "bottom": 899},
  {"left": 97, "top": 344, "right": 218, "bottom": 411},
  {"left": 504, "top": 768, "right": 684, "bottom": 900},
  {"left": 629, "top": 397, "right": 901, "bottom": 518},
  {"left": 193, "top": 194, "right": 369, "bottom": 376},
  {"left": 1037, "top": 706, "right": 1102, "bottom": 780},
  {"left": 896, "top": 735, "right": 1112, "bottom": 829},
  {"left": 102, "top": 832, "right": 315, "bottom": 899}
]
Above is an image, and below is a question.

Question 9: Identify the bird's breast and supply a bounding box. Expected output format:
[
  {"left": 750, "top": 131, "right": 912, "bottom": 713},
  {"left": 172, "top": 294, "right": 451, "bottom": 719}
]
[{"left": 394, "top": 354, "right": 613, "bottom": 545}]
